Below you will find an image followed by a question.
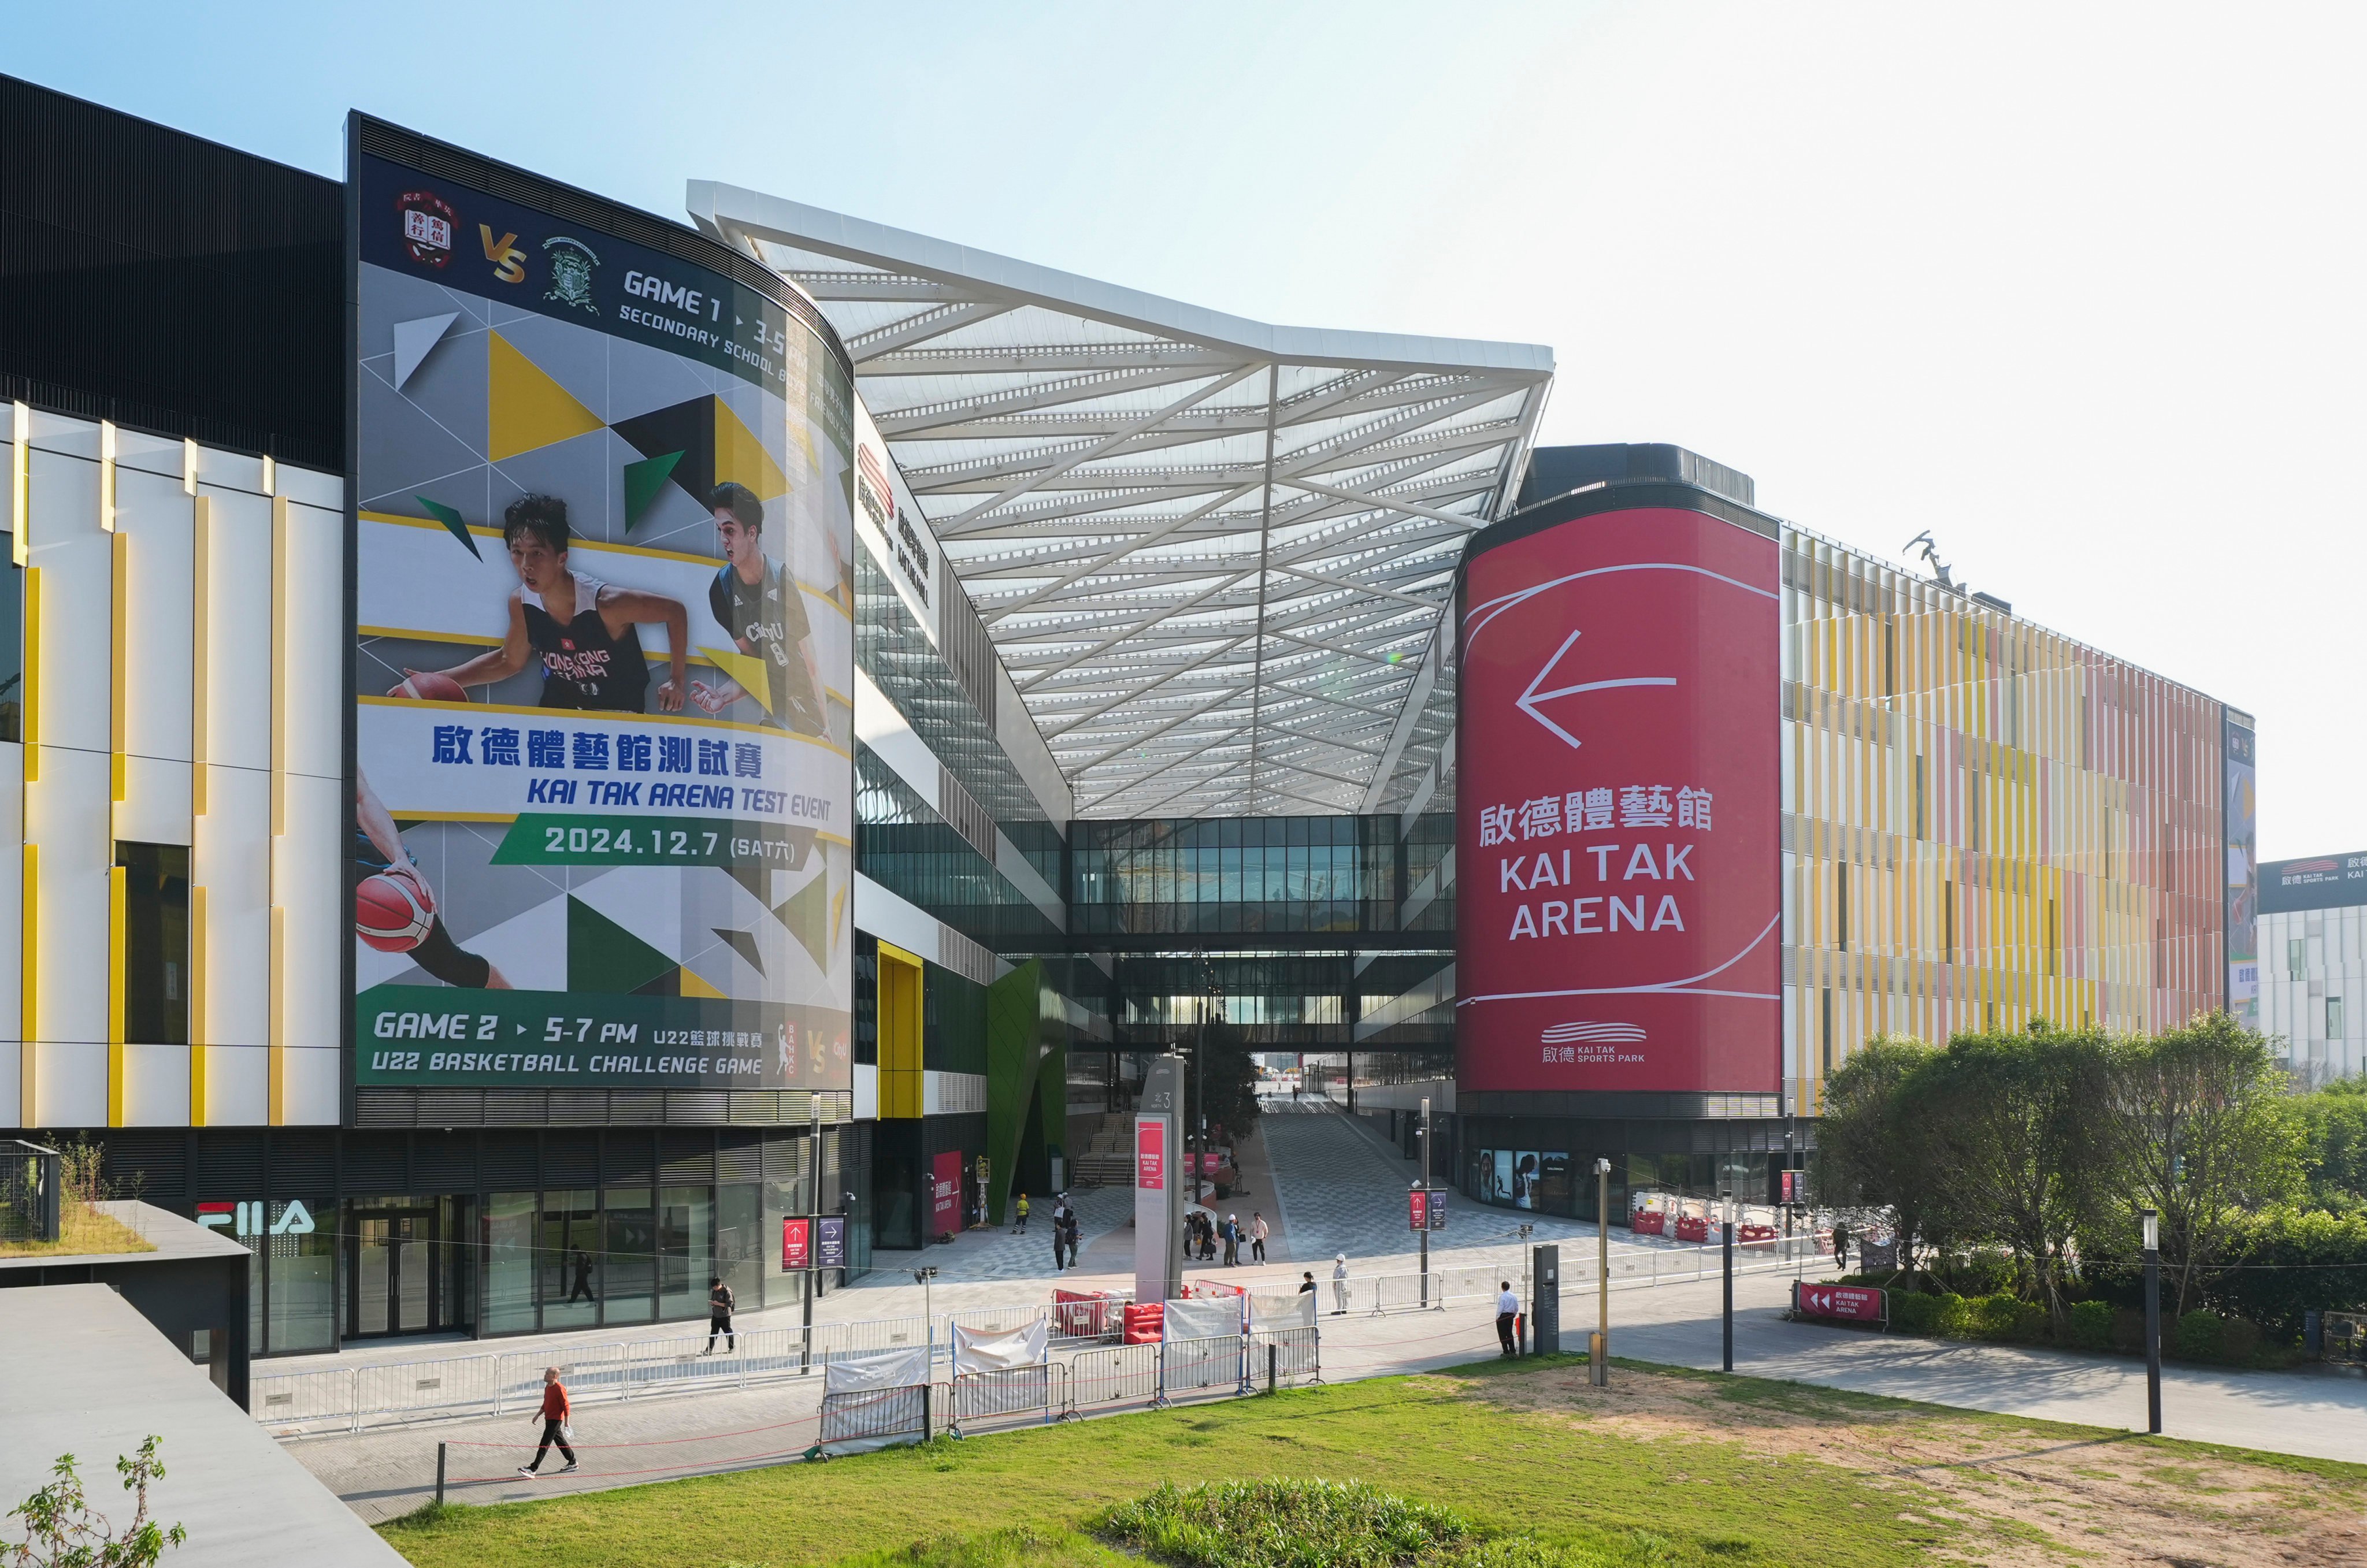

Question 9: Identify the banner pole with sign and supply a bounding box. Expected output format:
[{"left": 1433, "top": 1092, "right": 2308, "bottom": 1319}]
[{"left": 1134, "top": 1054, "right": 1184, "bottom": 1306}]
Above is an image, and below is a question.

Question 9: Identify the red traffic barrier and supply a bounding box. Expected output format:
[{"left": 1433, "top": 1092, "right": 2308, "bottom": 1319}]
[
  {"left": 1793, "top": 1280, "right": 1884, "bottom": 1323},
  {"left": 1674, "top": 1215, "right": 1711, "bottom": 1243},
  {"left": 1630, "top": 1210, "right": 1666, "bottom": 1236},
  {"left": 1737, "top": 1224, "right": 1778, "bottom": 1246},
  {"left": 1122, "top": 1302, "right": 1164, "bottom": 1344}
]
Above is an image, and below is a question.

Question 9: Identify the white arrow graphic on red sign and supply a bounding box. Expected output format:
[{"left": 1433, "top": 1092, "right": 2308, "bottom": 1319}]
[{"left": 1516, "top": 628, "right": 1676, "bottom": 751}]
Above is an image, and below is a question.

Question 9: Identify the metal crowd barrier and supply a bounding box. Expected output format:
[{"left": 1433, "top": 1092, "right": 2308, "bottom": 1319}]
[
  {"left": 1250, "top": 1327, "right": 1321, "bottom": 1388},
  {"left": 1069, "top": 1342, "right": 1159, "bottom": 1409},
  {"left": 817, "top": 1383, "right": 931, "bottom": 1452},
  {"left": 1159, "top": 1333, "right": 1244, "bottom": 1402},
  {"left": 254, "top": 1243, "right": 1825, "bottom": 1435},
  {"left": 950, "top": 1363, "right": 1065, "bottom": 1434}
]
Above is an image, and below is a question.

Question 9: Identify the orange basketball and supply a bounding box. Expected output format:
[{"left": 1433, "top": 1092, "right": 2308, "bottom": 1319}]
[
  {"left": 392, "top": 671, "right": 467, "bottom": 702},
  {"left": 355, "top": 872, "right": 433, "bottom": 952}
]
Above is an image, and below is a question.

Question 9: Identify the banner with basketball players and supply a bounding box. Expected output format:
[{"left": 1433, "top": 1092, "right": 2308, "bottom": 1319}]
[{"left": 347, "top": 120, "right": 856, "bottom": 1092}]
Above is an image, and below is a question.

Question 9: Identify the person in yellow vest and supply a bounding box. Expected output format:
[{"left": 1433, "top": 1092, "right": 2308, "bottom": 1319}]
[{"left": 1014, "top": 1192, "right": 1030, "bottom": 1235}]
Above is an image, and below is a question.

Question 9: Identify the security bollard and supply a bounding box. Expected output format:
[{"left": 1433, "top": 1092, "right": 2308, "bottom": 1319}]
[
  {"left": 1267, "top": 1342, "right": 1278, "bottom": 1394},
  {"left": 435, "top": 1441, "right": 446, "bottom": 1506}
]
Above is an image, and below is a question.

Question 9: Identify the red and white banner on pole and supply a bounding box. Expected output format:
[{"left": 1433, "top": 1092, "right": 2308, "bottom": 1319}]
[{"left": 1793, "top": 1280, "right": 1885, "bottom": 1324}]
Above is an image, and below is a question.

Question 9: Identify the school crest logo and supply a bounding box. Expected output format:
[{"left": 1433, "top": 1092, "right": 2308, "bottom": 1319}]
[
  {"left": 396, "top": 190, "right": 457, "bottom": 268},
  {"left": 542, "top": 236, "right": 600, "bottom": 315}
]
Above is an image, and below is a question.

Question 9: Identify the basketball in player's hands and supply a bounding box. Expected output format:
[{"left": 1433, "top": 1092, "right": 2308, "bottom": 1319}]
[
  {"left": 384, "top": 863, "right": 437, "bottom": 916},
  {"left": 391, "top": 668, "right": 468, "bottom": 702},
  {"left": 355, "top": 872, "right": 433, "bottom": 952}
]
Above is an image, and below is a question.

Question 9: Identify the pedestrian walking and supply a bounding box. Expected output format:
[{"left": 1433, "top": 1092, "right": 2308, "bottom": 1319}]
[
  {"left": 1222, "top": 1213, "right": 1240, "bottom": 1268},
  {"left": 1015, "top": 1192, "right": 1030, "bottom": 1234},
  {"left": 1495, "top": 1280, "right": 1520, "bottom": 1358},
  {"left": 702, "top": 1276, "right": 735, "bottom": 1354},
  {"left": 1061, "top": 1208, "right": 1081, "bottom": 1269},
  {"left": 1331, "top": 1252, "right": 1350, "bottom": 1316},
  {"left": 1298, "top": 1270, "right": 1317, "bottom": 1296},
  {"left": 517, "top": 1366, "right": 578, "bottom": 1476},
  {"left": 1250, "top": 1211, "right": 1268, "bottom": 1264},
  {"left": 1831, "top": 1220, "right": 1851, "bottom": 1273},
  {"left": 1199, "top": 1213, "right": 1217, "bottom": 1262},
  {"left": 1049, "top": 1203, "right": 1069, "bottom": 1270},
  {"left": 564, "top": 1248, "right": 594, "bottom": 1304}
]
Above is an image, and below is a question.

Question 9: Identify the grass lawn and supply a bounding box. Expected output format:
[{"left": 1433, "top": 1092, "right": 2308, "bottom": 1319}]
[
  {"left": 0, "top": 1206, "right": 154, "bottom": 1257},
  {"left": 377, "top": 1354, "right": 2367, "bottom": 1568}
]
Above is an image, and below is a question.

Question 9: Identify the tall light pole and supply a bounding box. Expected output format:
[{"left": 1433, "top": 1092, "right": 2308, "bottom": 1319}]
[
  {"left": 1416, "top": 1096, "right": 1431, "bottom": 1307},
  {"left": 1591, "top": 1156, "right": 1611, "bottom": 1386},
  {"left": 2141, "top": 1207, "right": 2162, "bottom": 1435}
]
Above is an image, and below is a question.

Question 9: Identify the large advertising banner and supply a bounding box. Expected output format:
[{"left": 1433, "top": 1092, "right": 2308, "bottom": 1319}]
[
  {"left": 348, "top": 122, "right": 854, "bottom": 1091},
  {"left": 2223, "top": 714, "right": 2258, "bottom": 1028},
  {"left": 1456, "top": 505, "right": 1780, "bottom": 1094}
]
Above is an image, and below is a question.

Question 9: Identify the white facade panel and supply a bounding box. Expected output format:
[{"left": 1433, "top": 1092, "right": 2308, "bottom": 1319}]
[
  {"left": 199, "top": 486, "right": 273, "bottom": 772},
  {"left": 117, "top": 465, "right": 196, "bottom": 764},
  {"left": 0, "top": 1045, "right": 16, "bottom": 1126},
  {"left": 203, "top": 1044, "right": 269, "bottom": 1127},
  {"left": 281, "top": 1046, "right": 340, "bottom": 1125},
  {"left": 27, "top": 448, "right": 110, "bottom": 754},
  {"left": 0, "top": 748, "right": 20, "bottom": 1045},
  {"left": 121, "top": 1043, "right": 191, "bottom": 1128},
  {"left": 195, "top": 763, "right": 272, "bottom": 1050},
  {"left": 115, "top": 755, "right": 193, "bottom": 847},
  {"left": 282, "top": 500, "right": 344, "bottom": 781},
  {"left": 28, "top": 745, "right": 110, "bottom": 1047},
  {"left": 34, "top": 1041, "right": 107, "bottom": 1128},
  {"left": 276, "top": 771, "right": 343, "bottom": 1051}
]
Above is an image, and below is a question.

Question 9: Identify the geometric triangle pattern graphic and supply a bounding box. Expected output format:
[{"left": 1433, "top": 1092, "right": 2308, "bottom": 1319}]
[
  {"left": 710, "top": 925, "right": 766, "bottom": 976},
  {"left": 565, "top": 894, "right": 677, "bottom": 996},
  {"left": 622, "top": 450, "right": 684, "bottom": 532},
  {"left": 611, "top": 396, "right": 789, "bottom": 517},
  {"left": 415, "top": 494, "right": 481, "bottom": 559},
  {"left": 774, "top": 871, "right": 830, "bottom": 975},
  {"left": 711, "top": 396, "right": 788, "bottom": 503},
  {"left": 699, "top": 644, "right": 776, "bottom": 714},
  {"left": 393, "top": 312, "right": 459, "bottom": 392},
  {"left": 610, "top": 396, "right": 718, "bottom": 514},
  {"left": 488, "top": 332, "right": 604, "bottom": 463}
]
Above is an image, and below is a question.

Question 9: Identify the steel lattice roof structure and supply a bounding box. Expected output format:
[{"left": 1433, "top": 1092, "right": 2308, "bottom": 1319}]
[{"left": 691, "top": 183, "right": 1553, "bottom": 819}]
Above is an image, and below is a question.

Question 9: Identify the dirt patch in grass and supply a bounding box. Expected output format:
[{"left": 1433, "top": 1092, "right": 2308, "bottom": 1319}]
[{"left": 1449, "top": 1360, "right": 2367, "bottom": 1567}]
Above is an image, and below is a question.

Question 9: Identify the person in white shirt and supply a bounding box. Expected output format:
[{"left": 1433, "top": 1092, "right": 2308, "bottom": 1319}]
[
  {"left": 1331, "top": 1253, "right": 1351, "bottom": 1316},
  {"left": 1496, "top": 1280, "right": 1521, "bottom": 1357},
  {"left": 1249, "top": 1211, "right": 1269, "bottom": 1264}
]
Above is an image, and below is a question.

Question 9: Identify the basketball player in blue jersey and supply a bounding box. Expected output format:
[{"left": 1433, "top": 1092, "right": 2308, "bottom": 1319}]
[
  {"left": 410, "top": 495, "right": 690, "bottom": 712},
  {"left": 688, "top": 482, "right": 828, "bottom": 735}
]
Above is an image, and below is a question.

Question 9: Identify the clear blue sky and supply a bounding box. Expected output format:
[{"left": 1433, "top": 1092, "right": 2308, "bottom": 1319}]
[{"left": 10, "top": 3, "right": 2362, "bottom": 855}]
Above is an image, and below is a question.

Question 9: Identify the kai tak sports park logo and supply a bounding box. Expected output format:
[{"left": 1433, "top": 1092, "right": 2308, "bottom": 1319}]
[{"left": 396, "top": 190, "right": 457, "bottom": 268}]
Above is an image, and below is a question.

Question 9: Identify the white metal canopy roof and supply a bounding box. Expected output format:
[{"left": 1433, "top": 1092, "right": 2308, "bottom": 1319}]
[{"left": 690, "top": 182, "right": 1553, "bottom": 819}]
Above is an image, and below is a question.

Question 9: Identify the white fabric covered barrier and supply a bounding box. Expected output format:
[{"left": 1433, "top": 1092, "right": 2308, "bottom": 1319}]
[
  {"left": 1162, "top": 1295, "right": 1245, "bottom": 1342},
  {"left": 1249, "top": 1291, "right": 1317, "bottom": 1333},
  {"left": 825, "top": 1344, "right": 931, "bottom": 1396},
  {"left": 951, "top": 1318, "right": 1049, "bottom": 1375}
]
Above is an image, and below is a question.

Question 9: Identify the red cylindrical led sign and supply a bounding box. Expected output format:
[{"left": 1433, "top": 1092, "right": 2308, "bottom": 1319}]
[{"left": 1457, "top": 503, "right": 1780, "bottom": 1094}]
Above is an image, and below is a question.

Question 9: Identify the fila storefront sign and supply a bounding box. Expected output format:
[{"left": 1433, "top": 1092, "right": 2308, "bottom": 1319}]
[
  {"left": 197, "top": 1199, "right": 315, "bottom": 1239},
  {"left": 1457, "top": 503, "right": 1781, "bottom": 1095}
]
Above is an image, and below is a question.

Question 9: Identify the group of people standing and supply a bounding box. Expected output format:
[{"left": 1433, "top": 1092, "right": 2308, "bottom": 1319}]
[
  {"left": 1014, "top": 1191, "right": 1086, "bottom": 1270},
  {"left": 1184, "top": 1209, "right": 1268, "bottom": 1266}
]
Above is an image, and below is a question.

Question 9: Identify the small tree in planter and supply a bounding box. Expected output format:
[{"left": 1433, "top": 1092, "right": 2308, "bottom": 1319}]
[{"left": 3, "top": 1437, "right": 184, "bottom": 1566}]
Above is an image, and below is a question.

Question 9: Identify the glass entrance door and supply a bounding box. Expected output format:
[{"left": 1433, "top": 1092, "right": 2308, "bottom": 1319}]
[{"left": 351, "top": 1210, "right": 440, "bottom": 1336}]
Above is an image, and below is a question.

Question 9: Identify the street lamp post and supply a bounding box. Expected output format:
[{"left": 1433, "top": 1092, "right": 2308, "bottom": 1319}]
[
  {"left": 1591, "top": 1157, "right": 1611, "bottom": 1386},
  {"left": 1722, "top": 1204, "right": 1735, "bottom": 1373},
  {"left": 1518, "top": 1223, "right": 1534, "bottom": 1354},
  {"left": 2141, "top": 1207, "right": 2161, "bottom": 1435}
]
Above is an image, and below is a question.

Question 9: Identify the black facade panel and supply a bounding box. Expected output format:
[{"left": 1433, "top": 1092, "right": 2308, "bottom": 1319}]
[
  {"left": 410, "top": 1131, "right": 477, "bottom": 1191},
  {"left": 99, "top": 1131, "right": 186, "bottom": 1205},
  {"left": 339, "top": 1134, "right": 409, "bottom": 1193},
  {"left": 602, "top": 1134, "right": 656, "bottom": 1186},
  {"left": 269, "top": 1129, "right": 339, "bottom": 1192},
  {"left": 481, "top": 1133, "right": 538, "bottom": 1190},
  {"left": 193, "top": 1129, "right": 265, "bottom": 1194},
  {"left": 660, "top": 1131, "right": 715, "bottom": 1184},
  {"left": 717, "top": 1130, "right": 765, "bottom": 1184},
  {"left": 0, "top": 75, "right": 342, "bottom": 467},
  {"left": 543, "top": 1131, "right": 598, "bottom": 1188}
]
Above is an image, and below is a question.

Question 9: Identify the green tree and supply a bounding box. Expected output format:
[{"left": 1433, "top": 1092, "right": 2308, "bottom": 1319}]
[
  {"left": 1902, "top": 1027, "right": 2114, "bottom": 1329},
  {"left": 3, "top": 1436, "right": 184, "bottom": 1566},
  {"left": 2296, "top": 1076, "right": 2367, "bottom": 1210},
  {"left": 1815, "top": 1035, "right": 1945, "bottom": 1272},
  {"left": 2101, "top": 1013, "right": 2304, "bottom": 1317}
]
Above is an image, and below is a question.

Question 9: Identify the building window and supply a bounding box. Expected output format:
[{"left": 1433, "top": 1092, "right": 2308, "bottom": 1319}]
[
  {"left": 2291, "top": 938, "right": 2308, "bottom": 979},
  {"left": 1835, "top": 863, "right": 1849, "bottom": 952},
  {"left": 1820, "top": 987, "right": 1833, "bottom": 1073},
  {"left": 116, "top": 842, "right": 190, "bottom": 1044},
  {"left": 2330, "top": 997, "right": 2346, "bottom": 1039}
]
